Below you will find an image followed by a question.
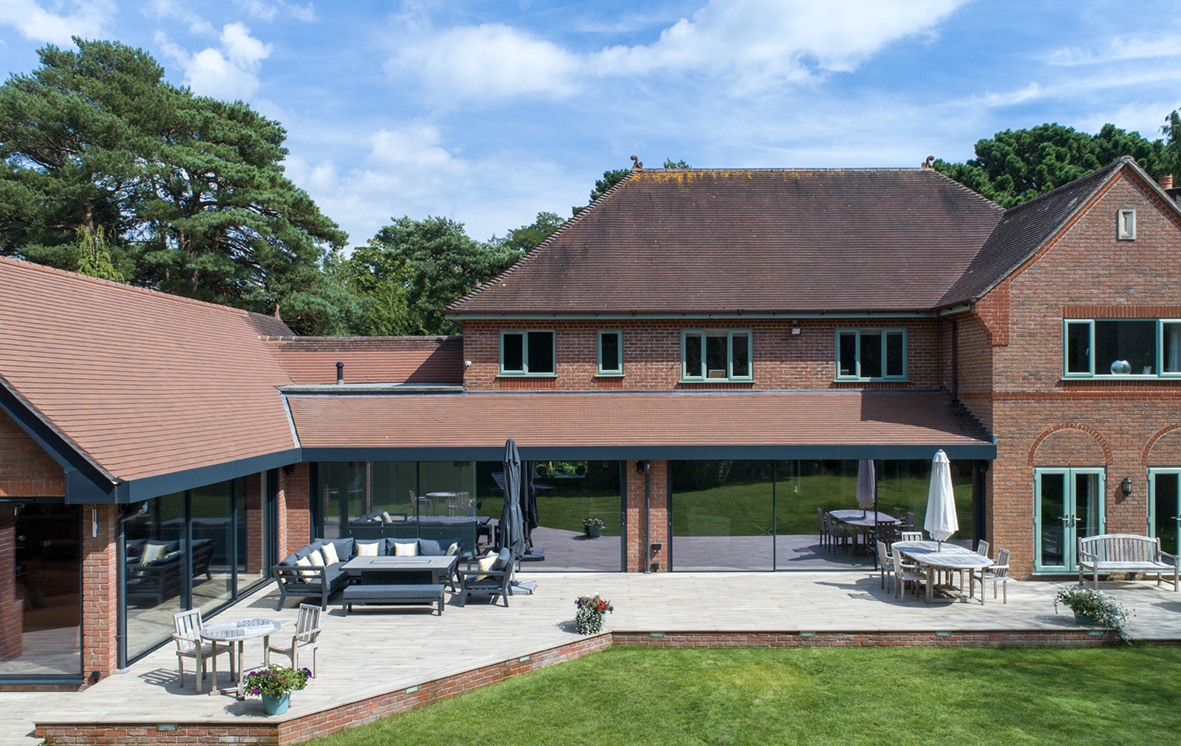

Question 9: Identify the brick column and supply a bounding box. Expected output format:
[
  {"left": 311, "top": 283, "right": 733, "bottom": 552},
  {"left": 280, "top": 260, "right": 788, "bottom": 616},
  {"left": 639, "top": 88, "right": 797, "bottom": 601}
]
[
  {"left": 0, "top": 506, "right": 22, "bottom": 659},
  {"left": 277, "top": 464, "right": 311, "bottom": 559},
  {"left": 243, "top": 473, "right": 263, "bottom": 574},
  {"left": 625, "top": 460, "right": 668, "bottom": 572},
  {"left": 81, "top": 504, "right": 118, "bottom": 683}
]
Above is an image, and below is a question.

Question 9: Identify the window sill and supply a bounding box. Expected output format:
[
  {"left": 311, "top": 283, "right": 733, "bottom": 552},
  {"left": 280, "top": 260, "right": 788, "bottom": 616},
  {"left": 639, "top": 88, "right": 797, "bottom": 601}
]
[
  {"left": 1061, "top": 375, "right": 1180, "bottom": 381},
  {"left": 497, "top": 373, "right": 556, "bottom": 379},
  {"left": 833, "top": 378, "right": 909, "bottom": 384},
  {"left": 595, "top": 373, "right": 625, "bottom": 378},
  {"left": 679, "top": 379, "right": 755, "bottom": 384}
]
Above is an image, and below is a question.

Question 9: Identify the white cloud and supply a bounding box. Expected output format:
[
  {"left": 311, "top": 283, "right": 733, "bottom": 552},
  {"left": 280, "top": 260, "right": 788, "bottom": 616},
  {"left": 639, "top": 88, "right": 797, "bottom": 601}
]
[
  {"left": 0, "top": 0, "right": 113, "bottom": 45},
  {"left": 158, "top": 23, "right": 273, "bottom": 101},
  {"left": 234, "top": 0, "right": 316, "bottom": 22},
  {"left": 147, "top": 0, "right": 215, "bottom": 36},
  {"left": 1045, "top": 34, "right": 1181, "bottom": 66},
  {"left": 389, "top": 0, "right": 969, "bottom": 100}
]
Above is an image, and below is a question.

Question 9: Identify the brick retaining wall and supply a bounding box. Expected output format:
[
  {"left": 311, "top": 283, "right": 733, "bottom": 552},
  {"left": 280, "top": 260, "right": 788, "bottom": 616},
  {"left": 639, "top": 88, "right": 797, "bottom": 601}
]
[{"left": 37, "top": 627, "right": 1172, "bottom": 745}]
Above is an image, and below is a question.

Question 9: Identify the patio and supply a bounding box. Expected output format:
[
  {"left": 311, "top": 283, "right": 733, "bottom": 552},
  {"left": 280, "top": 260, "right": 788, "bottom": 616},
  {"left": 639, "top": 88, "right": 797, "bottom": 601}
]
[{"left": 8, "top": 569, "right": 1181, "bottom": 745}]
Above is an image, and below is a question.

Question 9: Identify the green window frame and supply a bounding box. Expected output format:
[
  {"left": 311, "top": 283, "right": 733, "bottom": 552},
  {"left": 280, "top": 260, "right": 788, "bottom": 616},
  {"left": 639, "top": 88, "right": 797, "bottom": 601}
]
[
  {"left": 1062, "top": 318, "right": 1181, "bottom": 379},
  {"left": 834, "top": 329, "right": 906, "bottom": 381},
  {"left": 597, "top": 329, "right": 623, "bottom": 376},
  {"left": 499, "top": 329, "right": 556, "bottom": 376},
  {"left": 681, "top": 329, "right": 753, "bottom": 382}
]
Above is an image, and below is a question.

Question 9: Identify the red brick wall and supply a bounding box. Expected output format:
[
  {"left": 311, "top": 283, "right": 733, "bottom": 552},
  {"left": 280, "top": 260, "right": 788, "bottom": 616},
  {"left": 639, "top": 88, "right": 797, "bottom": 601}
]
[
  {"left": 244, "top": 473, "right": 263, "bottom": 574},
  {"left": 463, "top": 319, "right": 948, "bottom": 391},
  {"left": 967, "top": 171, "right": 1181, "bottom": 577},
  {"left": 278, "top": 464, "right": 311, "bottom": 558},
  {"left": 0, "top": 506, "right": 21, "bottom": 659},
  {"left": 81, "top": 504, "right": 118, "bottom": 682},
  {"left": 0, "top": 411, "right": 63, "bottom": 498},
  {"left": 624, "top": 460, "right": 668, "bottom": 572}
]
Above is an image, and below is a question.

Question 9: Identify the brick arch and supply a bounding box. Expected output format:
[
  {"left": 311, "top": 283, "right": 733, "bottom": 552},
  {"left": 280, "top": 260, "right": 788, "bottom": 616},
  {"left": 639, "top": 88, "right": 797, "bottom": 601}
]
[
  {"left": 1028, "top": 423, "right": 1112, "bottom": 468},
  {"left": 1142, "top": 424, "right": 1181, "bottom": 467}
]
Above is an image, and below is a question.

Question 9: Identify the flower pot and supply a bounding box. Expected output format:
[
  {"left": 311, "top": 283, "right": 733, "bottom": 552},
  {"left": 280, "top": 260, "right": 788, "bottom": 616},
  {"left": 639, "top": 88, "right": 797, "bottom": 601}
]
[
  {"left": 585, "top": 526, "right": 602, "bottom": 539},
  {"left": 1074, "top": 614, "right": 1095, "bottom": 626},
  {"left": 575, "top": 609, "right": 605, "bottom": 635},
  {"left": 262, "top": 692, "right": 290, "bottom": 715}
]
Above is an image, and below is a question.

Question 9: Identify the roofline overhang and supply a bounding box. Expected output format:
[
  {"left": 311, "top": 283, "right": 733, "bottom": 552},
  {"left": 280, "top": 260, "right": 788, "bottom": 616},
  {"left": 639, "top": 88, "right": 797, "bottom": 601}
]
[
  {"left": 301, "top": 443, "right": 996, "bottom": 462},
  {"left": 0, "top": 376, "right": 120, "bottom": 503},
  {"left": 120, "top": 448, "right": 302, "bottom": 503},
  {"left": 446, "top": 310, "right": 940, "bottom": 322}
]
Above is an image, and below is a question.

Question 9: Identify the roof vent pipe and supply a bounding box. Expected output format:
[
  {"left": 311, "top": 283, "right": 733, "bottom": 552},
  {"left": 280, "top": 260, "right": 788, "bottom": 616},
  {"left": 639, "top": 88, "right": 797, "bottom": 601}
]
[{"left": 336, "top": 361, "right": 344, "bottom": 385}]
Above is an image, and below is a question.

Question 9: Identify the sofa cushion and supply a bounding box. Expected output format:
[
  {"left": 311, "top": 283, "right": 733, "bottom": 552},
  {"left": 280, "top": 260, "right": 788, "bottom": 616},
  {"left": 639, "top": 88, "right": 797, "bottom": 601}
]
[
  {"left": 307, "top": 548, "right": 325, "bottom": 568},
  {"left": 418, "top": 539, "right": 442, "bottom": 556},
  {"left": 140, "top": 541, "right": 169, "bottom": 565},
  {"left": 320, "top": 542, "right": 340, "bottom": 566},
  {"left": 330, "top": 538, "right": 354, "bottom": 562},
  {"left": 279, "top": 553, "right": 299, "bottom": 567},
  {"left": 125, "top": 539, "right": 146, "bottom": 558},
  {"left": 295, "top": 556, "right": 316, "bottom": 580},
  {"left": 476, "top": 551, "right": 498, "bottom": 581},
  {"left": 293, "top": 544, "right": 318, "bottom": 561},
  {"left": 324, "top": 564, "right": 348, "bottom": 588},
  {"left": 494, "top": 548, "right": 512, "bottom": 571},
  {"left": 393, "top": 541, "right": 417, "bottom": 556},
  {"left": 356, "top": 541, "right": 382, "bottom": 557}
]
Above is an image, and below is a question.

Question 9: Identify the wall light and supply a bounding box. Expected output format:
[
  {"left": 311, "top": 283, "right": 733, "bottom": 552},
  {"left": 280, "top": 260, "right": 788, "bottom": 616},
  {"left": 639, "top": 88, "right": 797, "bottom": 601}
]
[{"left": 1120, "top": 477, "right": 1133, "bottom": 497}]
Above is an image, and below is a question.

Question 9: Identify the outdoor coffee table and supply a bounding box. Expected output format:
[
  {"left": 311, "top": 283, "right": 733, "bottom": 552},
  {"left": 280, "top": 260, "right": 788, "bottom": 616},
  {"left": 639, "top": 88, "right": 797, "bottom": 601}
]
[
  {"left": 341, "top": 556, "right": 459, "bottom": 615},
  {"left": 198, "top": 618, "right": 283, "bottom": 697},
  {"left": 893, "top": 540, "right": 993, "bottom": 604}
]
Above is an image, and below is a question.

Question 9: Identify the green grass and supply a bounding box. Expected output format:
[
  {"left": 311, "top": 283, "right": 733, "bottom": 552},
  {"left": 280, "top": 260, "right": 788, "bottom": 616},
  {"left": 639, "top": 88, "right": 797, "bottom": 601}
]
[{"left": 306, "top": 646, "right": 1181, "bottom": 746}]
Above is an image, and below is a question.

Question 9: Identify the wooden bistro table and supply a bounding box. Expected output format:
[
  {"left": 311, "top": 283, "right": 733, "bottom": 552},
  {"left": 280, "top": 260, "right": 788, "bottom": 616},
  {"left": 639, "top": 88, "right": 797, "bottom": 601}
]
[
  {"left": 893, "top": 540, "right": 993, "bottom": 604},
  {"left": 198, "top": 618, "right": 283, "bottom": 697}
]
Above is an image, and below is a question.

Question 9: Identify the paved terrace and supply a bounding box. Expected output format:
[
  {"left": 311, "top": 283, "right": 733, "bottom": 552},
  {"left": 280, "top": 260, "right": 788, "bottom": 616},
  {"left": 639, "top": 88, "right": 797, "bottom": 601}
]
[{"left": 6, "top": 570, "right": 1181, "bottom": 745}]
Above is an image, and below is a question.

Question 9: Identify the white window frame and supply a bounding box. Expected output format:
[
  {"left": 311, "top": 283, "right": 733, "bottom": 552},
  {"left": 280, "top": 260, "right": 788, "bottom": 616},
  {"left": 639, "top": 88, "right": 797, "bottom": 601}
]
[
  {"left": 834, "top": 328, "right": 907, "bottom": 381},
  {"left": 680, "top": 329, "right": 753, "bottom": 382},
  {"left": 1062, "top": 318, "right": 1181, "bottom": 379},
  {"left": 597, "top": 329, "right": 623, "bottom": 376},
  {"left": 498, "top": 329, "right": 556, "bottom": 377},
  {"left": 1117, "top": 209, "right": 1136, "bottom": 240}
]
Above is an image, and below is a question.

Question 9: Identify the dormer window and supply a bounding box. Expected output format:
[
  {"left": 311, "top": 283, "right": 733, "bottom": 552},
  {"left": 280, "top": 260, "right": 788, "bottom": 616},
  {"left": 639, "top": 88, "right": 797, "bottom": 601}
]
[{"left": 1117, "top": 209, "right": 1136, "bottom": 240}]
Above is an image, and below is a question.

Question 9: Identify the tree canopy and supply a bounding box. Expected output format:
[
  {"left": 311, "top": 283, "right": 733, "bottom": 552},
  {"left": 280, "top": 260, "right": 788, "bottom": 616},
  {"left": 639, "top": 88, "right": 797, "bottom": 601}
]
[
  {"left": 0, "top": 39, "right": 357, "bottom": 334},
  {"left": 488, "top": 211, "right": 565, "bottom": 253},
  {"left": 932, "top": 123, "right": 1169, "bottom": 208}
]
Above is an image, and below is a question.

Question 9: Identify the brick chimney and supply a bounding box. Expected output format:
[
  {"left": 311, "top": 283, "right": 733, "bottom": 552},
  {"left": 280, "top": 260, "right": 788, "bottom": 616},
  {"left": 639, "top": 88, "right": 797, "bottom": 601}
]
[{"left": 1160, "top": 173, "right": 1174, "bottom": 190}]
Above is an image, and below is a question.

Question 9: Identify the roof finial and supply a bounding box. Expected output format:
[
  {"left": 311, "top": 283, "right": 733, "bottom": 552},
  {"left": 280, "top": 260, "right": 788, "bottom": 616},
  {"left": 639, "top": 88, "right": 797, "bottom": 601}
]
[
  {"left": 921, "top": 156, "right": 935, "bottom": 170},
  {"left": 630, "top": 155, "right": 643, "bottom": 171}
]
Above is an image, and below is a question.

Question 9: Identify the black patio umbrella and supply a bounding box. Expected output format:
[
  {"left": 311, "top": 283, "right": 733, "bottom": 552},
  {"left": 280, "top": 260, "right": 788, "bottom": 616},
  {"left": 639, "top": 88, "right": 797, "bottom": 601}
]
[{"left": 499, "top": 439, "right": 526, "bottom": 558}]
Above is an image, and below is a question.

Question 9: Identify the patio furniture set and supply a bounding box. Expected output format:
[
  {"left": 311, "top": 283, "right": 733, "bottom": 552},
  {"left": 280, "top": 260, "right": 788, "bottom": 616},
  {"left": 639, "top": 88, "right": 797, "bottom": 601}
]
[
  {"left": 820, "top": 507, "right": 914, "bottom": 555},
  {"left": 874, "top": 534, "right": 1011, "bottom": 605}
]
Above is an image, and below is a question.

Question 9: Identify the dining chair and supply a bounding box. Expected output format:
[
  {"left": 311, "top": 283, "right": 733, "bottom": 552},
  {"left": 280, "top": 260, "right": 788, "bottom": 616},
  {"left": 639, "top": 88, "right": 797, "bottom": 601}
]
[
  {"left": 265, "top": 603, "right": 322, "bottom": 676},
  {"left": 876, "top": 540, "right": 894, "bottom": 593},
  {"left": 892, "top": 506, "right": 902, "bottom": 520},
  {"left": 903, "top": 511, "right": 915, "bottom": 529},
  {"left": 816, "top": 508, "right": 828, "bottom": 550},
  {"left": 173, "top": 609, "right": 233, "bottom": 690},
  {"left": 891, "top": 546, "right": 924, "bottom": 600},
  {"left": 900, "top": 531, "right": 923, "bottom": 543},
  {"left": 410, "top": 490, "right": 432, "bottom": 517},
  {"left": 980, "top": 548, "right": 1010, "bottom": 604}
]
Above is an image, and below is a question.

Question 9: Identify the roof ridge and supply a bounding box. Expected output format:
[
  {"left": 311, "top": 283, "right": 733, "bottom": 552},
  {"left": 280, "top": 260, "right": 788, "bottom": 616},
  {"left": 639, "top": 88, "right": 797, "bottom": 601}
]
[
  {"left": 0, "top": 255, "right": 256, "bottom": 319},
  {"left": 446, "top": 169, "right": 639, "bottom": 313},
  {"left": 921, "top": 167, "right": 1005, "bottom": 212}
]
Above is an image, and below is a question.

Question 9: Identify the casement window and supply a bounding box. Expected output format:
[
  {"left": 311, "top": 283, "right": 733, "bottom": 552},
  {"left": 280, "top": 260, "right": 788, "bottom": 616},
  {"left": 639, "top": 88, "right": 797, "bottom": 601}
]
[
  {"left": 681, "top": 329, "right": 752, "bottom": 381},
  {"left": 597, "top": 330, "right": 623, "bottom": 376},
  {"left": 499, "top": 330, "right": 555, "bottom": 376},
  {"left": 1063, "top": 319, "right": 1181, "bottom": 378},
  {"left": 835, "top": 329, "right": 906, "bottom": 381}
]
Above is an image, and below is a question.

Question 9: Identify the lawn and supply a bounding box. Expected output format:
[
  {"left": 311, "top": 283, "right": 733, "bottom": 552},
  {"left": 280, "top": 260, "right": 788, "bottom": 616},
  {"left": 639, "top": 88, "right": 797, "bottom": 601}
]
[{"left": 306, "top": 646, "right": 1181, "bottom": 746}]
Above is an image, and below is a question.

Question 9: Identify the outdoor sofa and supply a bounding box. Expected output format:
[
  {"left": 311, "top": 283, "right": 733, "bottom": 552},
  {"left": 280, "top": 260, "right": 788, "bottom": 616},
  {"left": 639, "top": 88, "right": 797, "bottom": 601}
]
[
  {"left": 273, "top": 536, "right": 469, "bottom": 610},
  {"left": 348, "top": 512, "right": 482, "bottom": 550},
  {"left": 125, "top": 538, "right": 216, "bottom": 606}
]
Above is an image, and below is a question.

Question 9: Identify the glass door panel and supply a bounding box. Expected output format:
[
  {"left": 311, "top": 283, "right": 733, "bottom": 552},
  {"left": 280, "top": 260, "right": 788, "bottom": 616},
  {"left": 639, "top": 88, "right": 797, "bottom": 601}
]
[
  {"left": 1035, "top": 468, "right": 1104, "bottom": 572},
  {"left": 1150, "top": 470, "right": 1181, "bottom": 557}
]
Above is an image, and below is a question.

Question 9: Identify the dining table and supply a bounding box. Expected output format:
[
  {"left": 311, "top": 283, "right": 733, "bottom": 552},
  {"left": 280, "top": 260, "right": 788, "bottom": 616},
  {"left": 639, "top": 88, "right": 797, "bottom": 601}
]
[
  {"left": 198, "top": 617, "right": 284, "bottom": 696},
  {"left": 828, "top": 509, "right": 899, "bottom": 552},
  {"left": 892, "top": 540, "right": 994, "bottom": 604}
]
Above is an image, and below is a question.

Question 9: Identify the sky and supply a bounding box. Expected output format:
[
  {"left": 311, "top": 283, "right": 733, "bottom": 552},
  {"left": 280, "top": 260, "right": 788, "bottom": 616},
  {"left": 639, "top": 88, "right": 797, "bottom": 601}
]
[{"left": 1, "top": 1, "right": 1179, "bottom": 249}]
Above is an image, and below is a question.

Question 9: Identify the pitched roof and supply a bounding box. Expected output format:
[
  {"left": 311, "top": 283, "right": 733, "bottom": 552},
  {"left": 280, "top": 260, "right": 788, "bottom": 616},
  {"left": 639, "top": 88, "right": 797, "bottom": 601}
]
[
  {"left": 0, "top": 257, "right": 296, "bottom": 484},
  {"left": 449, "top": 168, "right": 1004, "bottom": 316},
  {"left": 264, "top": 336, "right": 464, "bottom": 385},
  {"left": 288, "top": 390, "right": 994, "bottom": 460},
  {"left": 938, "top": 157, "right": 1130, "bottom": 306}
]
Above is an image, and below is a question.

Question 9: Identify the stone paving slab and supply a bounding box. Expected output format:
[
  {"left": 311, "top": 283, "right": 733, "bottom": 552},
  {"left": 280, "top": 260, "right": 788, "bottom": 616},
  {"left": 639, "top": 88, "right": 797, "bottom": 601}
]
[{"left": 5, "top": 570, "right": 1180, "bottom": 745}]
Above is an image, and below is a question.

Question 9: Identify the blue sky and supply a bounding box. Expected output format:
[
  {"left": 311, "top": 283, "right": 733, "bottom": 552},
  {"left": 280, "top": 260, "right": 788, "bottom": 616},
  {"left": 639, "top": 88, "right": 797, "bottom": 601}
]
[{"left": 1, "top": 1, "right": 1179, "bottom": 248}]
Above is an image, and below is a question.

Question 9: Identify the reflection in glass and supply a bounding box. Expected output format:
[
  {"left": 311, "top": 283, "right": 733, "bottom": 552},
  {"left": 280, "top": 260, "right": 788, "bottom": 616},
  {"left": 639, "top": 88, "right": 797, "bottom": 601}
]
[
  {"left": 684, "top": 334, "right": 702, "bottom": 378},
  {"left": 1066, "top": 322, "right": 1091, "bottom": 374},
  {"left": 1095, "top": 320, "right": 1155, "bottom": 374},
  {"left": 191, "top": 482, "right": 232, "bottom": 615},
  {"left": 0, "top": 504, "right": 81, "bottom": 677},
  {"left": 1154, "top": 473, "right": 1180, "bottom": 557},
  {"left": 1038, "top": 473, "right": 1066, "bottom": 568},
  {"left": 860, "top": 333, "right": 882, "bottom": 378},
  {"left": 125, "top": 492, "right": 186, "bottom": 661},
  {"left": 671, "top": 461, "right": 774, "bottom": 571},
  {"left": 320, "top": 462, "right": 367, "bottom": 539}
]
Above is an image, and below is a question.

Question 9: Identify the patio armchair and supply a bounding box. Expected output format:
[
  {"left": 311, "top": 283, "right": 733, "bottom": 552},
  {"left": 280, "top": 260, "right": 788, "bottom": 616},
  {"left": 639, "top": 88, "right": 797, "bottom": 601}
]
[
  {"left": 816, "top": 508, "right": 828, "bottom": 550},
  {"left": 876, "top": 540, "right": 894, "bottom": 593},
  {"left": 458, "top": 547, "right": 514, "bottom": 607},
  {"left": 173, "top": 609, "right": 233, "bottom": 690},
  {"left": 891, "top": 546, "right": 924, "bottom": 601},
  {"left": 265, "top": 603, "right": 322, "bottom": 677}
]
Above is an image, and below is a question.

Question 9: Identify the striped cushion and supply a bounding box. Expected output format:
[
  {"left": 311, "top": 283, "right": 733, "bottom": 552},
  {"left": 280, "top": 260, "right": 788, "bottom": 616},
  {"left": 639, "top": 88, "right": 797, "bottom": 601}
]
[
  {"left": 320, "top": 542, "right": 340, "bottom": 566},
  {"left": 476, "top": 552, "right": 498, "bottom": 581}
]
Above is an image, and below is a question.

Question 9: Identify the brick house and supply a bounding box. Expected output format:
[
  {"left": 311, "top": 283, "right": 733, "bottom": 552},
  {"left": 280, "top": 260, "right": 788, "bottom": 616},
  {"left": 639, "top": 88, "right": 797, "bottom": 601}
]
[{"left": 0, "top": 155, "right": 1177, "bottom": 688}]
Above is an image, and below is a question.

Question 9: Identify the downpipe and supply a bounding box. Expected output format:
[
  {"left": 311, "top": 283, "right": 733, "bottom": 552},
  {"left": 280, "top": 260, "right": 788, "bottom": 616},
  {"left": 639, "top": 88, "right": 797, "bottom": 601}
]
[{"left": 642, "top": 460, "right": 651, "bottom": 574}]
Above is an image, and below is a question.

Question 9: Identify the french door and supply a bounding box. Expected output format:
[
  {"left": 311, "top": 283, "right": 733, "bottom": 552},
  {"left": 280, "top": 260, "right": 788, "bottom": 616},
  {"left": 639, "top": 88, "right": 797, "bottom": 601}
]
[
  {"left": 1034, "top": 468, "right": 1105, "bottom": 573},
  {"left": 1149, "top": 468, "right": 1181, "bottom": 557}
]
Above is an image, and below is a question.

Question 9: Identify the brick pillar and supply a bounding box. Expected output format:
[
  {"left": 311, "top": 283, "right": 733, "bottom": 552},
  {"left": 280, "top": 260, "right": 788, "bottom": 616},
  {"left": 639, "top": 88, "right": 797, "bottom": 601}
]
[
  {"left": 0, "top": 506, "right": 22, "bottom": 659},
  {"left": 244, "top": 473, "right": 263, "bottom": 574},
  {"left": 625, "top": 461, "right": 669, "bottom": 572},
  {"left": 81, "top": 504, "right": 118, "bottom": 683},
  {"left": 277, "top": 464, "right": 311, "bottom": 559}
]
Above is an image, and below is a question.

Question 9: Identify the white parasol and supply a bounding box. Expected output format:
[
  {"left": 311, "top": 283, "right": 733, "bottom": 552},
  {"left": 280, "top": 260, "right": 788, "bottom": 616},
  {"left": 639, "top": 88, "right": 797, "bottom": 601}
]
[{"left": 924, "top": 450, "right": 958, "bottom": 550}]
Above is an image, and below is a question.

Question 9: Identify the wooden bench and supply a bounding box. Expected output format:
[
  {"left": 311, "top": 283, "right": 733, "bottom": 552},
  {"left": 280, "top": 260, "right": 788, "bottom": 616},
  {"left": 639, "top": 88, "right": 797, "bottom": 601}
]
[
  {"left": 342, "top": 583, "right": 446, "bottom": 615},
  {"left": 1078, "top": 534, "right": 1178, "bottom": 591}
]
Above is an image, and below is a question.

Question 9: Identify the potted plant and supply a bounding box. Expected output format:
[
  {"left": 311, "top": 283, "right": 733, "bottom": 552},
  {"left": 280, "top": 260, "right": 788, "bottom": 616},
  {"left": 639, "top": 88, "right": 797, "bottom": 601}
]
[
  {"left": 1054, "top": 587, "right": 1134, "bottom": 643},
  {"left": 242, "top": 664, "right": 311, "bottom": 715},
  {"left": 574, "top": 594, "right": 613, "bottom": 634},
  {"left": 583, "top": 516, "right": 605, "bottom": 538}
]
